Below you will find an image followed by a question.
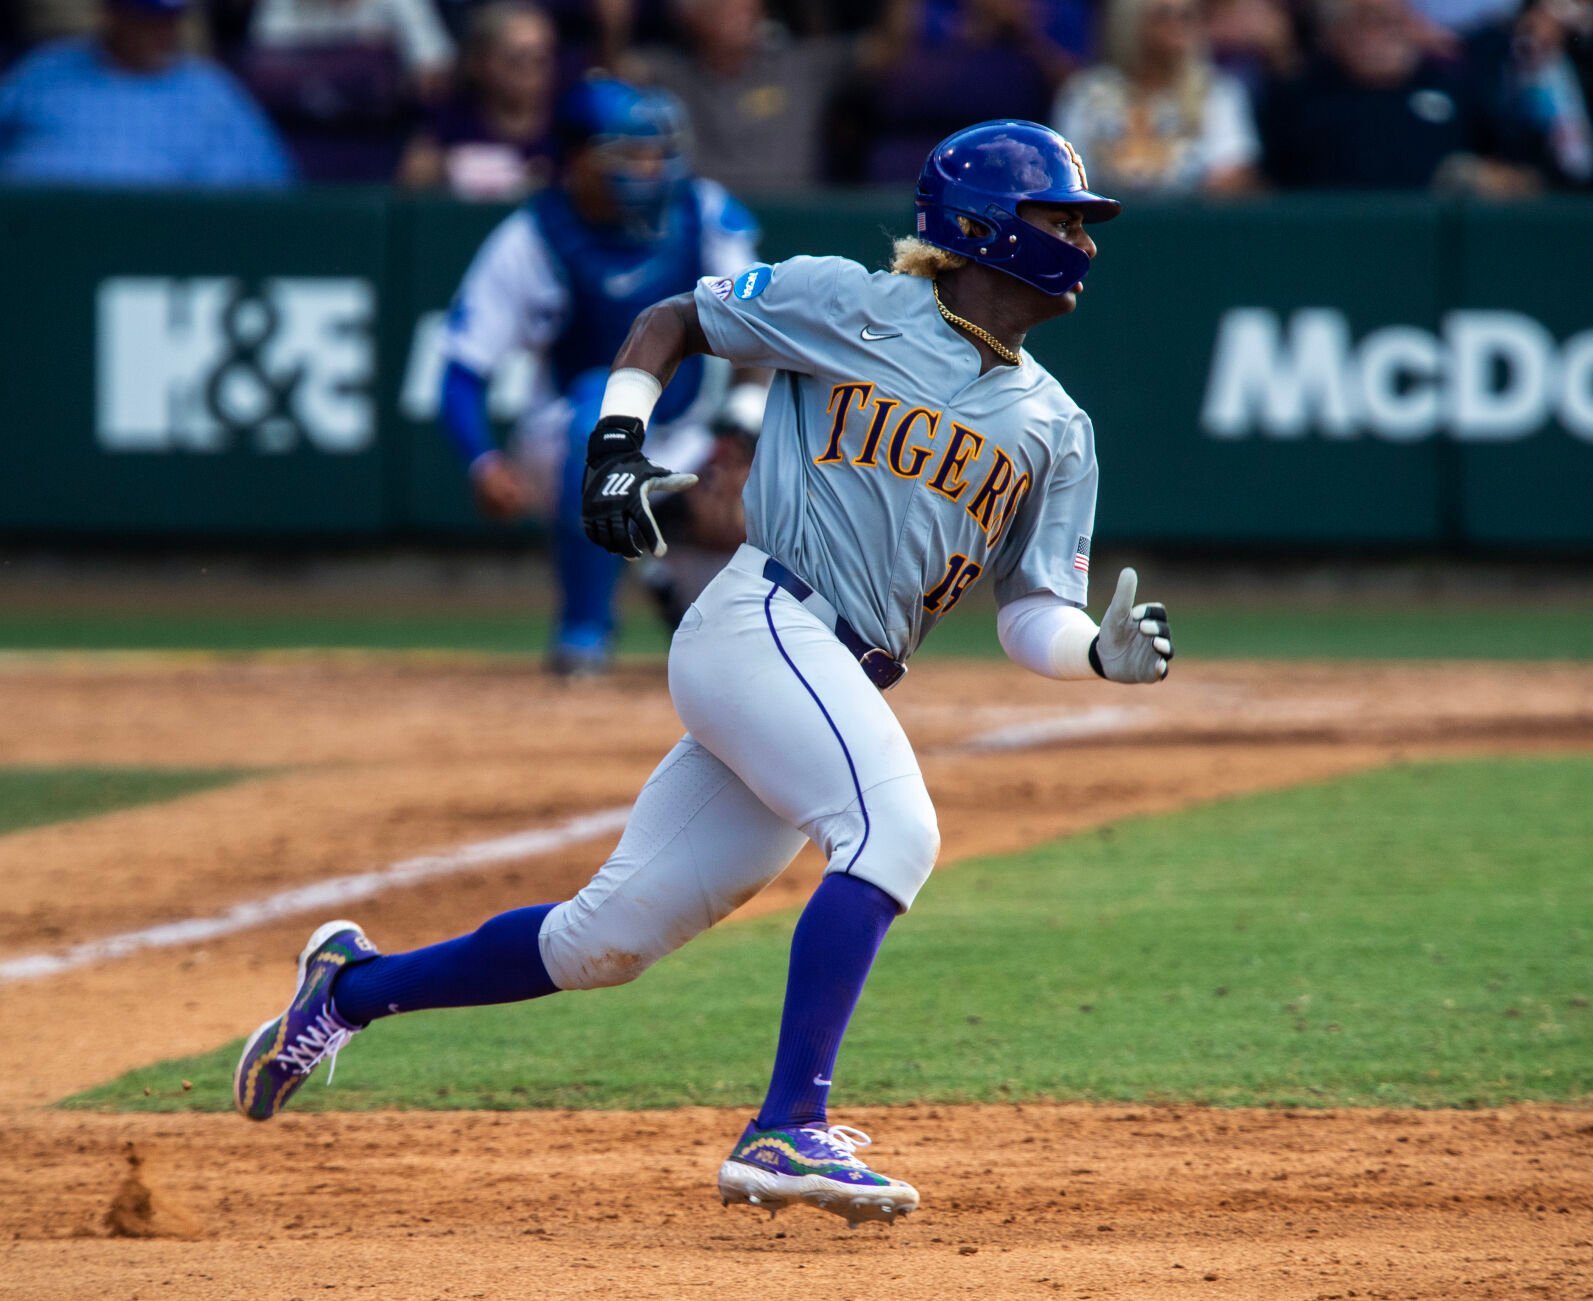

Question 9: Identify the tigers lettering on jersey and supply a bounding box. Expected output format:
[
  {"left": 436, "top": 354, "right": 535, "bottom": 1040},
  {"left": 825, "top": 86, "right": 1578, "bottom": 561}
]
[{"left": 815, "top": 381, "right": 1032, "bottom": 543}]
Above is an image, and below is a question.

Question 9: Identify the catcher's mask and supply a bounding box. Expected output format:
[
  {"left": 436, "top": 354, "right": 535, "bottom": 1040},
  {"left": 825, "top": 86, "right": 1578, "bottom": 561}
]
[{"left": 558, "top": 76, "right": 689, "bottom": 241}]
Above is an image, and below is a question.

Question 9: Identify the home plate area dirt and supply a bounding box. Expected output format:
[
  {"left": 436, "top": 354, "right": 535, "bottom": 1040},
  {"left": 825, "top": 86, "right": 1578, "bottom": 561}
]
[{"left": 0, "top": 654, "right": 1589, "bottom": 1299}]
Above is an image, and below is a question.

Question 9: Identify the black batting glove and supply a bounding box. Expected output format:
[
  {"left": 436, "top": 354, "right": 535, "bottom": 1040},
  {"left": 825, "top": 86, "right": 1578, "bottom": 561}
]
[{"left": 581, "top": 415, "right": 699, "bottom": 560}]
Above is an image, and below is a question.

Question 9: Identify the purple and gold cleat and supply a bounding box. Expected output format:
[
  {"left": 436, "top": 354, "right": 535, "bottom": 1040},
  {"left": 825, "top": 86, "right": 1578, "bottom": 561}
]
[
  {"left": 233, "top": 920, "right": 378, "bottom": 1121},
  {"left": 717, "top": 1121, "right": 919, "bottom": 1227}
]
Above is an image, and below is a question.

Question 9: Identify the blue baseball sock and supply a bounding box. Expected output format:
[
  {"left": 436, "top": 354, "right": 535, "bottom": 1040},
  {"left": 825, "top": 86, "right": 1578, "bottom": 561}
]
[
  {"left": 756, "top": 874, "right": 899, "bottom": 1131},
  {"left": 330, "top": 903, "right": 560, "bottom": 1025}
]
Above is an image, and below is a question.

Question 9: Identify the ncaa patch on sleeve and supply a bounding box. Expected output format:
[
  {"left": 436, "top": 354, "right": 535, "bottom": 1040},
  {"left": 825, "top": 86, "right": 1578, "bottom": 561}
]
[{"left": 732, "top": 265, "right": 772, "bottom": 301}]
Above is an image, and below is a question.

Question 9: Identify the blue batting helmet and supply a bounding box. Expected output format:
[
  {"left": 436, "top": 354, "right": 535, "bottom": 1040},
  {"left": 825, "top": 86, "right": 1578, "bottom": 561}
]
[
  {"left": 557, "top": 76, "right": 689, "bottom": 239},
  {"left": 915, "top": 120, "right": 1121, "bottom": 296}
]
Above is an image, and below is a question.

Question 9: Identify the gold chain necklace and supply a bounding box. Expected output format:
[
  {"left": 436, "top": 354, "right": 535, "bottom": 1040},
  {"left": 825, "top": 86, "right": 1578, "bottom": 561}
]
[{"left": 932, "top": 280, "right": 1021, "bottom": 366}]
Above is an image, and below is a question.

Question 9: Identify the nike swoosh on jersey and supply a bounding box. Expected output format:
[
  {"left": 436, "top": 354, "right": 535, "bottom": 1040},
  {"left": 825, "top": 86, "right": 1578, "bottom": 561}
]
[{"left": 860, "top": 325, "right": 901, "bottom": 341}]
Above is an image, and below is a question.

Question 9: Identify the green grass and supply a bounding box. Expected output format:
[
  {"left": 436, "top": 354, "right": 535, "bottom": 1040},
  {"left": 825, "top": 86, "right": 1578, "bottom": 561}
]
[
  {"left": 1, "top": 601, "right": 1591, "bottom": 659},
  {"left": 0, "top": 766, "right": 257, "bottom": 836},
  {"left": 68, "top": 755, "right": 1593, "bottom": 1113}
]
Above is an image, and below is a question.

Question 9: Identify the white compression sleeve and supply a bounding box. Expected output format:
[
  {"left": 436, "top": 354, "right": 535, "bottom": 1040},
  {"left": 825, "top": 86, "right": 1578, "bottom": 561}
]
[
  {"left": 997, "top": 593, "right": 1100, "bottom": 680},
  {"left": 599, "top": 367, "right": 663, "bottom": 423}
]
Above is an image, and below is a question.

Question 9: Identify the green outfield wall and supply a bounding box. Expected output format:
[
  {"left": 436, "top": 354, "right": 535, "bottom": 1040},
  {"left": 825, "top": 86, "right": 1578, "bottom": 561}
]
[{"left": 1, "top": 189, "right": 1588, "bottom": 547}]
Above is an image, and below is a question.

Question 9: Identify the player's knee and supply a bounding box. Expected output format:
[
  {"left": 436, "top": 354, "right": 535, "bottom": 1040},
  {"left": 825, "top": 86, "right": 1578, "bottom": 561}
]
[
  {"left": 891, "top": 808, "right": 941, "bottom": 901},
  {"left": 835, "top": 779, "right": 940, "bottom": 911},
  {"left": 563, "top": 946, "right": 658, "bottom": 990},
  {"left": 544, "top": 930, "right": 662, "bottom": 991},
  {"left": 537, "top": 896, "right": 676, "bottom": 991},
  {"left": 893, "top": 795, "right": 940, "bottom": 859}
]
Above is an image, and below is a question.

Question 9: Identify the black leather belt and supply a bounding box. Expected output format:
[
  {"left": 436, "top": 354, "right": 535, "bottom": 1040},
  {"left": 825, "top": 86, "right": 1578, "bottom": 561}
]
[{"left": 762, "top": 557, "right": 908, "bottom": 691}]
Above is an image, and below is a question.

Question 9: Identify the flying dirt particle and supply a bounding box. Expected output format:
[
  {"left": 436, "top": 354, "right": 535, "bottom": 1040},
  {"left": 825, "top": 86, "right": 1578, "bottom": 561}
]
[
  {"left": 181, "top": 1080, "right": 193, "bottom": 1091},
  {"left": 103, "top": 1142, "right": 203, "bottom": 1239},
  {"left": 958, "top": 1245, "right": 978, "bottom": 1256}
]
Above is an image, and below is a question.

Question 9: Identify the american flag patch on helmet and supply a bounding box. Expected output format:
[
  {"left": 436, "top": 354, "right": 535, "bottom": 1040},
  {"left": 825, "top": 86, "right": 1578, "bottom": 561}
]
[
  {"left": 1073, "top": 535, "right": 1091, "bottom": 573},
  {"left": 917, "top": 211, "right": 926, "bottom": 233}
]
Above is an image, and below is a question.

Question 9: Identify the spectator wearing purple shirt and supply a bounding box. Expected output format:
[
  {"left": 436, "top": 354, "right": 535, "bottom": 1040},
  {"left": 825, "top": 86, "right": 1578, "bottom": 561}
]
[
  {"left": 250, "top": 0, "right": 457, "bottom": 101},
  {"left": 397, "top": 1, "right": 558, "bottom": 198},
  {"left": 854, "top": 0, "right": 1063, "bottom": 183},
  {"left": 916, "top": 0, "right": 1094, "bottom": 78},
  {"left": 0, "top": 0, "right": 294, "bottom": 188}
]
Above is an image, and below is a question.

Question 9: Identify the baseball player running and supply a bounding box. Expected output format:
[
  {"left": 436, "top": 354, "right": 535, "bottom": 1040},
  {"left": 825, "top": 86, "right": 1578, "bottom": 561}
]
[
  {"left": 439, "top": 75, "right": 765, "bottom": 673},
  {"left": 236, "top": 120, "right": 1174, "bottom": 1228}
]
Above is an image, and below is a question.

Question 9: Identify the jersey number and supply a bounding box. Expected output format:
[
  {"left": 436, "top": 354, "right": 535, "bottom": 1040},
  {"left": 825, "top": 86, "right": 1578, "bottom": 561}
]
[{"left": 923, "top": 554, "right": 982, "bottom": 615}]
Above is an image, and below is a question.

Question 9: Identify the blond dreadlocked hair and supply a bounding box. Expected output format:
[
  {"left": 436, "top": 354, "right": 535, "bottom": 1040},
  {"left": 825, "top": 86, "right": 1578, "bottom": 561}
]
[
  {"left": 889, "top": 216, "right": 990, "bottom": 278},
  {"left": 889, "top": 238, "right": 968, "bottom": 278}
]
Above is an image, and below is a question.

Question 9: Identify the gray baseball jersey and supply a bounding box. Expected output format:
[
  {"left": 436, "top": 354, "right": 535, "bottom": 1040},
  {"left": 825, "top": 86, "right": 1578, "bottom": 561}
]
[{"left": 694, "top": 255, "right": 1098, "bottom": 660}]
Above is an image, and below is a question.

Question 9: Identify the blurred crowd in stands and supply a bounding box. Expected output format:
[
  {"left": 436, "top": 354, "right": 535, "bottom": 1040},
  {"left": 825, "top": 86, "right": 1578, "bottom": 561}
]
[{"left": 1, "top": 0, "right": 1590, "bottom": 195}]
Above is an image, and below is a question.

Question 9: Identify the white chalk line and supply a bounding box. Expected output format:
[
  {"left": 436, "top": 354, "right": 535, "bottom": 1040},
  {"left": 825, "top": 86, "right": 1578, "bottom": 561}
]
[
  {"left": 0, "top": 806, "right": 629, "bottom": 986},
  {"left": 954, "top": 705, "right": 1152, "bottom": 752},
  {"left": 1, "top": 701, "right": 1154, "bottom": 987}
]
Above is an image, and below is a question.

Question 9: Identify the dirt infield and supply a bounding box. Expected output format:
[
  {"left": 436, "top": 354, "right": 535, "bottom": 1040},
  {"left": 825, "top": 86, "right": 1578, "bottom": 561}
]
[
  {"left": 1, "top": 653, "right": 1590, "bottom": 1298},
  {"left": 4, "top": 1105, "right": 1591, "bottom": 1300}
]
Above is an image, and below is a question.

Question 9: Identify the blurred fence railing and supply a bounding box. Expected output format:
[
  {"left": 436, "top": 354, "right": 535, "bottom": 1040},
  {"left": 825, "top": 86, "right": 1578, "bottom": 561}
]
[{"left": 1, "top": 188, "right": 1588, "bottom": 548}]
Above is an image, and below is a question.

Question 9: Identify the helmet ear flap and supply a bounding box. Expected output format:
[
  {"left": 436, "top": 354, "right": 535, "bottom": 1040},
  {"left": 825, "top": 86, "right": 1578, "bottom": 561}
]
[
  {"left": 945, "top": 198, "right": 1023, "bottom": 262},
  {"left": 978, "top": 203, "right": 1013, "bottom": 233},
  {"left": 917, "top": 195, "right": 1093, "bottom": 294}
]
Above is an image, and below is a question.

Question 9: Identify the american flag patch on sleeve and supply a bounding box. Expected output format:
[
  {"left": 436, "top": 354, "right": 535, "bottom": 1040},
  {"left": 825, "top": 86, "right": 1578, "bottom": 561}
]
[
  {"left": 917, "top": 211, "right": 926, "bottom": 233},
  {"left": 1073, "top": 535, "right": 1091, "bottom": 573}
]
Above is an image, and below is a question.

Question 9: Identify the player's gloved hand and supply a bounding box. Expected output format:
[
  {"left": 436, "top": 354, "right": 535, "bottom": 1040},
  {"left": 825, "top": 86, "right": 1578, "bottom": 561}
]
[
  {"left": 1090, "top": 567, "right": 1174, "bottom": 684},
  {"left": 581, "top": 415, "right": 698, "bottom": 560}
]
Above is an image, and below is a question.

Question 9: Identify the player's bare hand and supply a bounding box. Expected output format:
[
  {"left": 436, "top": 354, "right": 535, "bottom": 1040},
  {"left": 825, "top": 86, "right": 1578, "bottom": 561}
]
[
  {"left": 1092, "top": 567, "right": 1174, "bottom": 684},
  {"left": 470, "top": 451, "right": 534, "bottom": 521},
  {"left": 582, "top": 415, "right": 698, "bottom": 559}
]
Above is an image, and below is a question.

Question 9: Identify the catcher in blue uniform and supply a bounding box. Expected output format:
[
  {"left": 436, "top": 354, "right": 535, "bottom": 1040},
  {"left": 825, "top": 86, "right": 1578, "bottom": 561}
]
[{"left": 438, "top": 76, "right": 764, "bottom": 673}]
